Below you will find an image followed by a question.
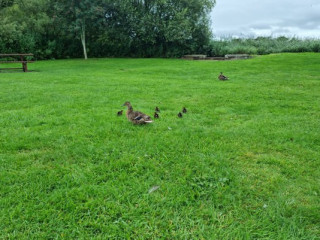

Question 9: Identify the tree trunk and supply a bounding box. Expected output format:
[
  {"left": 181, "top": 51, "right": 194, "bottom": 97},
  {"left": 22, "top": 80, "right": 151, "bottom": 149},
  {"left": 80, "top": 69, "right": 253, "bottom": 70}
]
[{"left": 80, "top": 23, "right": 87, "bottom": 60}]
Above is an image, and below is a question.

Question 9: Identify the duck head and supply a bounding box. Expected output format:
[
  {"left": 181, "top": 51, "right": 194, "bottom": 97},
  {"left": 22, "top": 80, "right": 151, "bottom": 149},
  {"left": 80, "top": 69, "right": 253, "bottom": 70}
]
[
  {"left": 122, "top": 101, "right": 131, "bottom": 107},
  {"left": 122, "top": 101, "right": 133, "bottom": 111}
]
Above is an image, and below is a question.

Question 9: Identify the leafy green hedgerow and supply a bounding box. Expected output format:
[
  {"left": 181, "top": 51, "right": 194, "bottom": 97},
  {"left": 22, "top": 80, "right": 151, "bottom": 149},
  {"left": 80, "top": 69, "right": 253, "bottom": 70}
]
[{"left": 208, "top": 37, "right": 320, "bottom": 56}]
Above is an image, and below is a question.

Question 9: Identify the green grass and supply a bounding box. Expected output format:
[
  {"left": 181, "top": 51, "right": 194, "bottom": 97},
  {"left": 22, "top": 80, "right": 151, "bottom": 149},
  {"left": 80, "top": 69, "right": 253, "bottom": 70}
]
[{"left": 0, "top": 53, "right": 319, "bottom": 239}]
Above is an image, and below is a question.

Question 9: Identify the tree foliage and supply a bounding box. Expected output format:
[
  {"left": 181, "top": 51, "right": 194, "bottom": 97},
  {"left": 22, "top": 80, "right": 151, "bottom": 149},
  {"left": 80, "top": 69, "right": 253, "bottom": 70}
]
[
  {"left": 0, "top": 0, "right": 216, "bottom": 58},
  {"left": 51, "top": 0, "right": 106, "bottom": 59}
]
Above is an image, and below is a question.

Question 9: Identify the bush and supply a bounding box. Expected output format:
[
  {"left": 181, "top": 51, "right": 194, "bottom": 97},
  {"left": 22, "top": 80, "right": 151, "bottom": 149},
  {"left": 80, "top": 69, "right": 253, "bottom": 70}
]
[{"left": 208, "top": 37, "right": 320, "bottom": 56}]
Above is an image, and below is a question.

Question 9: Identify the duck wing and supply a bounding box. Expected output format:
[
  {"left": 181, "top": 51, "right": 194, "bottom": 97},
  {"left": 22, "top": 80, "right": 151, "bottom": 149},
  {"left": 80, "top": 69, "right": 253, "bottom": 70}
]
[
  {"left": 129, "top": 111, "right": 153, "bottom": 124},
  {"left": 219, "top": 75, "right": 228, "bottom": 80}
]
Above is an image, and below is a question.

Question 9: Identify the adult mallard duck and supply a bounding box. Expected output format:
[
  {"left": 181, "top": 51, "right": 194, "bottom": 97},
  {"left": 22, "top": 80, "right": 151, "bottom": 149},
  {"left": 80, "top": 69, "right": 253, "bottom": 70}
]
[
  {"left": 218, "top": 72, "right": 229, "bottom": 80},
  {"left": 122, "top": 101, "right": 153, "bottom": 124}
]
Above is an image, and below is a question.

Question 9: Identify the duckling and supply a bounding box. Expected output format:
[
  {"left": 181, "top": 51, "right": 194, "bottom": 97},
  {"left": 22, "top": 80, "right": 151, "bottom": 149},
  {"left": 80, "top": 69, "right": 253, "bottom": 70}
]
[
  {"left": 155, "top": 107, "right": 160, "bottom": 112},
  {"left": 182, "top": 107, "right": 187, "bottom": 113},
  {"left": 178, "top": 112, "right": 183, "bottom": 118},
  {"left": 154, "top": 112, "right": 159, "bottom": 118},
  {"left": 122, "top": 101, "right": 153, "bottom": 124},
  {"left": 117, "top": 110, "right": 123, "bottom": 116},
  {"left": 218, "top": 72, "right": 229, "bottom": 81}
]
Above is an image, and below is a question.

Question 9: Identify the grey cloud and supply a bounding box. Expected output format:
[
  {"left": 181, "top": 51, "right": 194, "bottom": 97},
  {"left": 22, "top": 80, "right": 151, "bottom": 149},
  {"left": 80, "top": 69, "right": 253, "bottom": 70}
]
[
  {"left": 249, "top": 23, "right": 277, "bottom": 29},
  {"left": 211, "top": 0, "right": 320, "bottom": 38}
]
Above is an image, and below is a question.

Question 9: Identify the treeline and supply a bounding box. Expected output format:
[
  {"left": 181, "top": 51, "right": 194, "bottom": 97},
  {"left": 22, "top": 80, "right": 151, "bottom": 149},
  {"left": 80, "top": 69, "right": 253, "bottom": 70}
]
[
  {"left": 208, "top": 37, "right": 320, "bottom": 57},
  {"left": 0, "top": 0, "right": 215, "bottom": 59}
]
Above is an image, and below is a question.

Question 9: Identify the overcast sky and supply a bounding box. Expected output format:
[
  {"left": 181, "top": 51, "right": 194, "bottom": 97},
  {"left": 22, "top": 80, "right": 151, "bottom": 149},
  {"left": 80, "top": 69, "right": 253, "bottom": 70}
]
[{"left": 210, "top": 0, "right": 320, "bottom": 38}]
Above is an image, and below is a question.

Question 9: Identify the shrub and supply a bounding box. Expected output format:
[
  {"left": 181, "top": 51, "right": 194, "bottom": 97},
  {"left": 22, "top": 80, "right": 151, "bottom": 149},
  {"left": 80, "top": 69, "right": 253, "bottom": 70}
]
[{"left": 208, "top": 37, "right": 320, "bottom": 56}]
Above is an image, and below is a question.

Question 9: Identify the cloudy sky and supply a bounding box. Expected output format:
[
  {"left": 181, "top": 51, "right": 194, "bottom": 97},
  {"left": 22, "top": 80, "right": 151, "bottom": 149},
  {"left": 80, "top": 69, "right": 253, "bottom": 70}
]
[{"left": 210, "top": 0, "right": 320, "bottom": 38}]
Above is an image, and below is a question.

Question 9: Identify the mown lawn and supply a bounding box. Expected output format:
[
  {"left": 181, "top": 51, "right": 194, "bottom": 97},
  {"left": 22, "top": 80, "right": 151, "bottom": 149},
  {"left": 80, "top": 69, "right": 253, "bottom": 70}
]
[{"left": 0, "top": 53, "right": 319, "bottom": 239}]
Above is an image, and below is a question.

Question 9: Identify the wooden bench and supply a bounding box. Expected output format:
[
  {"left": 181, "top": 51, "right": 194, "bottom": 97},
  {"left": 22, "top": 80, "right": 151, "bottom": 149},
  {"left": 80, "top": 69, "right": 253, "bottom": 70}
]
[{"left": 0, "top": 53, "right": 34, "bottom": 72}]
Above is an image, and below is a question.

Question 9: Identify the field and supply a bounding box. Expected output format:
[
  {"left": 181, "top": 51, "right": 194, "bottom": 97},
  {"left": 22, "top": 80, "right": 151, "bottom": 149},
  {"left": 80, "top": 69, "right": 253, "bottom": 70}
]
[{"left": 0, "top": 53, "right": 319, "bottom": 239}]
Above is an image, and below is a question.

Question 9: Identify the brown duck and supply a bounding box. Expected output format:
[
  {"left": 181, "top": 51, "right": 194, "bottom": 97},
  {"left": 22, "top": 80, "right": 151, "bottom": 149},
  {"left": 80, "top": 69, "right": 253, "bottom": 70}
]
[
  {"left": 218, "top": 72, "right": 229, "bottom": 81},
  {"left": 122, "top": 101, "right": 153, "bottom": 124}
]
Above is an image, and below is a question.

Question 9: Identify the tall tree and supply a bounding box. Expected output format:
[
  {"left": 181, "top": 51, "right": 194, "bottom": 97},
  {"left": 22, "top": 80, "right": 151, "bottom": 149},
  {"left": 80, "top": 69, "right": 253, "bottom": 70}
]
[
  {"left": 52, "top": 0, "right": 105, "bottom": 59},
  {"left": 102, "top": 0, "right": 216, "bottom": 57},
  {"left": 0, "top": 0, "right": 216, "bottom": 58}
]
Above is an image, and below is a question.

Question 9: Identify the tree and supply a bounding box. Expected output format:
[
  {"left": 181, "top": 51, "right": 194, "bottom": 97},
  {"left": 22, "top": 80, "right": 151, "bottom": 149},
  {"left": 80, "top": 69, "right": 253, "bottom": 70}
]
[
  {"left": 0, "top": 0, "right": 50, "bottom": 56},
  {"left": 52, "top": 0, "right": 105, "bottom": 59},
  {"left": 0, "top": 0, "right": 15, "bottom": 8},
  {"left": 0, "top": 0, "right": 216, "bottom": 58},
  {"left": 101, "top": 0, "right": 216, "bottom": 57}
]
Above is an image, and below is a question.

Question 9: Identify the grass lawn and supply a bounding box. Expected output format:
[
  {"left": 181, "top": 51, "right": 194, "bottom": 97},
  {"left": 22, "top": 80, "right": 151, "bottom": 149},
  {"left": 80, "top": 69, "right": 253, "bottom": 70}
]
[{"left": 0, "top": 53, "right": 319, "bottom": 239}]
